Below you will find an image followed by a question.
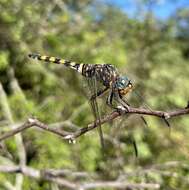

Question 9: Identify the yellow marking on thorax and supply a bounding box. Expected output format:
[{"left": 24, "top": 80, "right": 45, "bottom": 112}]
[
  {"left": 124, "top": 88, "right": 131, "bottom": 94},
  {"left": 49, "top": 57, "right": 56, "bottom": 62},
  {"left": 41, "top": 55, "right": 47, "bottom": 60},
  {"left": 78, "top": 64, "right": 83, "bottom": 73},
  {"left": 120, "top": 87, "right": 132, "bottom": 96}
]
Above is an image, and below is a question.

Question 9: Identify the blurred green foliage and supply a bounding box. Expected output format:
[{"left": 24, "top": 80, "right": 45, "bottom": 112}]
[{"left": 0, "top": 0, "right": 189, "bottom": 189}]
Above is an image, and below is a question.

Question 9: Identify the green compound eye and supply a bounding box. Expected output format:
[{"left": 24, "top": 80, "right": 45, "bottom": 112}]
[{"left": 116, "top": 76, "right": 131, "bottom": 89}]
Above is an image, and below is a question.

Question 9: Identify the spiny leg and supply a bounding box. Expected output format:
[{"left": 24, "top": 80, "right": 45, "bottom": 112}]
[
  {"left": 106, "top": 89, "right": 114, "bottom": 108},
  {"left": 119, "top": 94, "right": 148, "bottom": 127},
  {"left": 116, "top": 96, "right": 130, "bottom": 111},
  {"left": 90, "top": 87, "right": 109, "bottom": 101},
  {"left": 106, "top": 89, "right": 126, "bottom": 114},
  {"left": 106, "top": 87, "right": 130, "bottom": 112}
]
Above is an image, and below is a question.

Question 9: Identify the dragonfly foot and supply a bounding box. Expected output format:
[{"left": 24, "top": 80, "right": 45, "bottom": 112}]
[
  {"left": 116, "top": 106, "right": 127, "bottom": 115},
  {"left": 64, "top": 135, "right": 76, "bottom": 144},
  {"left": 69, "top": 139, "right": 76, "bottom": 144}
]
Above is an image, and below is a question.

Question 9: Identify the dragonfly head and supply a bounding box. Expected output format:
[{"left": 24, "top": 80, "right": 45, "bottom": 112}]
[{"left": 116, "top": 76, "right": 133, "bottom": 96}]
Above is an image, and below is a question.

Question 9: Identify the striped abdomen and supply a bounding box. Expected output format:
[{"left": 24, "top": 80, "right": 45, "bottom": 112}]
[
  {"left": 28, "top": 53, "right": 118, "bottom": 87},
  {"left": 28, "top": 53, "right": 83, "bottom": 73}
]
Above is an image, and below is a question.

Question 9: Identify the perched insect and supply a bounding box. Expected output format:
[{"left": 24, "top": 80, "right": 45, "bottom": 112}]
[
  {"left": 28, "top": 53, "right": 133, "bottom": 111},
  {"left": 28, "top": 53, "right": 134, "bottom": 151}
]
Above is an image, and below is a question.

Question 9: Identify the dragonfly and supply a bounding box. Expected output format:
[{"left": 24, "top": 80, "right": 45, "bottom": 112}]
[{"left": 28, "top": 53, "right": 135, "bottom": 152}]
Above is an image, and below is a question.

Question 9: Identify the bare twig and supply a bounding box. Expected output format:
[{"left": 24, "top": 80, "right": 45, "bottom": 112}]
[
  {"left": 0, "top": 119, "right": 37, "bottom": 141},
  {"left": 0, "top": 165, "right": 77, "bottom": 189},
  {"left": 0, "top": 165, "right": 160, "bottom": 190},
  {"left": 80, "top": 181, "right": 160, "bottom": 190},
  {"left": 0, "top": 104, "right": 189, "bottom": 142},
  {"left": 0, "top": 118, "right": 69, "bottom": 142},
  {"left": 63, "top": 105, "right": 189, "bottom": 140},
  {"left": 117, "top": 161, "right": 189, "bottom": 186}
]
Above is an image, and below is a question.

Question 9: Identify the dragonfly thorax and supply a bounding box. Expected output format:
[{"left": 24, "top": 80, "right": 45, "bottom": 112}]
[{"left": 115, "top": 76, "right": 133, "bottom": 96}]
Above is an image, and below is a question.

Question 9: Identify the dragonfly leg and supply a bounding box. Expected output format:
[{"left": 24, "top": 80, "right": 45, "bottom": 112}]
[
  {"left": 106, "top": 90, "right": 126, "bottom": 114},
  {"left": 115, "top": 92, "right": 130, "bottom": 111},
  {"left": 90, "top": 87, "right": 109, "bottom": 101},
  {"left": 119, "top": 95, "right": 148, "bottom": 126},
  {"left": 120, "top": 95, "right": 148, "bottom": 127},
  {"left": 120, "top": 97, "right": 130, "bottom": 106},
  {"left": 106, "top": 90, "right": 114, "bottom": 107}
]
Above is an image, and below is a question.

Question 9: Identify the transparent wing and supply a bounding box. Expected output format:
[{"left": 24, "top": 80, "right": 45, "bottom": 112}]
[
  {"left": 86, "top": 77, "right": 105, "bottom": 150},
  {"left": 132, "top": 89, "right": 170, "bottom": 127}
]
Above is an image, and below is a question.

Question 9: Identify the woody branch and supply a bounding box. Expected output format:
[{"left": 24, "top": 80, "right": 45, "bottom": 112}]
[
  {"left": 0, "top": 103, "right": 189, "bottom": 142},
  {"left": 0, "top": 161, "right": 188, "bottom": 189}
]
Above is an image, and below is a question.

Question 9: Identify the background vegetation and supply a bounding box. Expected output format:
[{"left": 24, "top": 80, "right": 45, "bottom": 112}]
[{"left": 0, "top": 0, "right": 189, "bottom": 189}]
